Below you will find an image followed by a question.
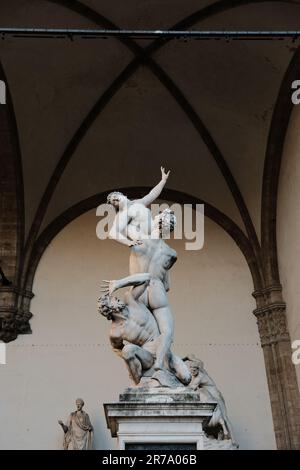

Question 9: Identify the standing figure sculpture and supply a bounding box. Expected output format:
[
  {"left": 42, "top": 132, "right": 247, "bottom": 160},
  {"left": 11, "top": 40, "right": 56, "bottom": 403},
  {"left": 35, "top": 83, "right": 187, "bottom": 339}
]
[{"left": 58, "top": 399, "right": 93, "bottom": 450}]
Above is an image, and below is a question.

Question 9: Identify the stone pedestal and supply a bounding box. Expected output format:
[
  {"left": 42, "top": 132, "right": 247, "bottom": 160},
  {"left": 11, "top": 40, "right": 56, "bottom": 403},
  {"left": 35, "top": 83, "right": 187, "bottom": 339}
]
[{"left": 104, "top": 387, "right": 216, "bottom": 450}]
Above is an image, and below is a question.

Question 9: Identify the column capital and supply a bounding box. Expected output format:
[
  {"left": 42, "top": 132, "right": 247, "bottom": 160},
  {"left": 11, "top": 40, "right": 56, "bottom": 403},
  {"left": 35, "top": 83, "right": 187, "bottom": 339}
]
[
  {"left": 0, "top": 288, "right": 33, "bottom": 342},
  {"left": 253, "top": 303, "right": 289, "bottom": 346}
]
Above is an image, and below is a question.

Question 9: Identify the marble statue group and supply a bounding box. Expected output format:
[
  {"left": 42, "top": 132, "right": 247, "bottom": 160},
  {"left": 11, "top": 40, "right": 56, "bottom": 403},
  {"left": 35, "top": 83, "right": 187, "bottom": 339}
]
[{"left": 98, "top": 167, "right": 237, "bottom": 447}]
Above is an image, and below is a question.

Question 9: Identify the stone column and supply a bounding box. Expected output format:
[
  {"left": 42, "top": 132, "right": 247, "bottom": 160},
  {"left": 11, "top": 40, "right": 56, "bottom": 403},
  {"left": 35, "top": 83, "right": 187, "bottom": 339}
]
[
  {"left": 0, "top": 81, "right": 32, "bottom": 343},
  {"left": 253, "top": 285, "right": 300, "bottom": 449},
  {"left": 0, "top": 106, "right": 19, "bottom": 282}
]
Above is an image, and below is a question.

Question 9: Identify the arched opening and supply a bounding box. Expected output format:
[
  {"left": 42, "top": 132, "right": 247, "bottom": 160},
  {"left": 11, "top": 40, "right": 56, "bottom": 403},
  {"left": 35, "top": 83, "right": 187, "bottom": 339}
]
[{"left": 1, "top": 207, "right": 274, "bottom": 449}]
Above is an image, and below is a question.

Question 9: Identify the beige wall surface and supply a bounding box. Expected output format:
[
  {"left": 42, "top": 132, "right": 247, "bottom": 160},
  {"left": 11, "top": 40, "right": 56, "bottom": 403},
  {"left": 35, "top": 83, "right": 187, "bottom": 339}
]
[
  {"left": 0, "top": 210, "right": 275, "bottom": 449},
  {"left": 278, "top": 105, "right": 300, "bottom": 391}
]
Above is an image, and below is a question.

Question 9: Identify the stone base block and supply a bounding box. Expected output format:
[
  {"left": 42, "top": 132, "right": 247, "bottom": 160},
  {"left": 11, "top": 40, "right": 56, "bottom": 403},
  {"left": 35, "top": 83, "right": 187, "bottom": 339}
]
[{"left": 104, "top": 387, "right": 216, "bottom": 450}]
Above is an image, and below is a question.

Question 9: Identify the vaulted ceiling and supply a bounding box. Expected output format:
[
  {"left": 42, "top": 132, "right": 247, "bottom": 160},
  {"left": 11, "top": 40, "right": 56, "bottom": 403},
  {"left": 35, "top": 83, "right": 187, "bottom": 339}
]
[{"left": 1, "top": 0, "right": 300, "bottom": 290}]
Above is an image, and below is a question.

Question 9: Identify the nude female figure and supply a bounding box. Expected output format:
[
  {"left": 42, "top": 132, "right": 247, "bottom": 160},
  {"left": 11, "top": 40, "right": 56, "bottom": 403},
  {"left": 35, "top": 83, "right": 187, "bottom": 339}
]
[{"left": 107, "top": 166, "right": 170, "bottom": 247}]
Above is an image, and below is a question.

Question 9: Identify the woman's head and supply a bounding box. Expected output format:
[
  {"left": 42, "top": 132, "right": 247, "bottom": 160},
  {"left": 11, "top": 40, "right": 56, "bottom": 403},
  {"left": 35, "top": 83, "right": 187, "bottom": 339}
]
[{"left": 107, "top": 191, "right": 128, "bottom": 210}]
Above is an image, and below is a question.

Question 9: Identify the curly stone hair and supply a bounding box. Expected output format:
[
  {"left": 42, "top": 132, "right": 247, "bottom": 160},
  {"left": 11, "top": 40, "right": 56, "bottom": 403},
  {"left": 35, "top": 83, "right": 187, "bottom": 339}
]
[
  {"left": 154, "top": 208, "right": 176, "bottom": 237},
  {"left": 97, "top": 294, "right": 125, "bottom": 320}
]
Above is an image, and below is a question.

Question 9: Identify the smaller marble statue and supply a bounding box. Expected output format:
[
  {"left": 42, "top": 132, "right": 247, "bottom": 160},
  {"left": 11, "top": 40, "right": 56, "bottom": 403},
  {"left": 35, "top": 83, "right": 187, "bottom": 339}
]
[
  {"left": 184, "top": 355, "right": 237, "bottom": 447},
  {"left": 58, "top": 399, "right": 93, "bottom": 450}
]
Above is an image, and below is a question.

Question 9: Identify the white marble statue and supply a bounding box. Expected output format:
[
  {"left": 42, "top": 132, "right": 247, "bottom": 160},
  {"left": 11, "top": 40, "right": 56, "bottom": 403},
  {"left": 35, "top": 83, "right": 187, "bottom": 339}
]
[
  {"left": 99, "top": 167, "right": 237, "bottom": 449},
  {"left": 58, "top": 399, "right": 93, "bottom": 450},
  {"left": 102, "top": 170, "right": 187, "bottom": 382},
  {"left": 184, "top": 355, "right": 237, "bottom": 446},
  {"left": 107, "top": 166, "right": 170, "bottom": 247},
  {"left": 98, "top": 274, "right": 190, "bottom": 387}
]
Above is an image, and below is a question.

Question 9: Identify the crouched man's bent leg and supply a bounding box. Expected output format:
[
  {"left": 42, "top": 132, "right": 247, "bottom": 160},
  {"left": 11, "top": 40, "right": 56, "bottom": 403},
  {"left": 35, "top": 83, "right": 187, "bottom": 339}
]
[{"left": 122, "top": 344, "right": 154, "bottom": 385}]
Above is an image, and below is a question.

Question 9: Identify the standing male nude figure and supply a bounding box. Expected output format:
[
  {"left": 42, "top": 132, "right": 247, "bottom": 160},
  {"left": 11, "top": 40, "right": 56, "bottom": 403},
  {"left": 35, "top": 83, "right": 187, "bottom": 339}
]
[{"left": 103, "top": 209, "right": 185, "bottom": 375}]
